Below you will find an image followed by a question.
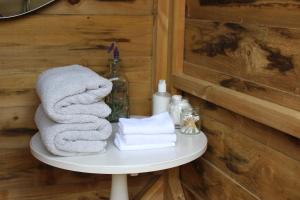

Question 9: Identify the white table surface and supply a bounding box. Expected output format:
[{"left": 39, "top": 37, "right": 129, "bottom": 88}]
[{"left": 30, "top": 126, "right": 207, "bottom": 174}]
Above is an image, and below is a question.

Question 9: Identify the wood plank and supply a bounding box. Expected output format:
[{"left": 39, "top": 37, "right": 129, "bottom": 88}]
[
  {"left": 0, "top": 106, "right": 37, "bottom": 130},
  {"left": 185, "top": 94, "right": 300, "bottom": 164},
  {"left": 185, "top": 19, "right": 300, "bottom": 95},
  {"left": 41, "top": 0, "right": 153, "bottom": 15},
  {"left": 169, "top": 0, "right": 186, "bottom": 93},
  {"left": 184, "top": 62, "right": 300, "bottom": 112},
  {"left": 0, "top": 141, "right": 159, "bottom": 199},
  {"left": 0, "top": 172, "right": 158, "bottom": 200},
  {"left": 0, "top": 15, "right": 153, "bottom": 125},
  {"left": 166, "top": 168, "right": 185, "bottom": 200},
  {"left": 0, "top": 15, "right": 153, "bottom": 61},
  {"left": 0, "top": 181, "right": 111, "bottom": 200},
  {"left": 200, "top": 115, "right": 300, "bottom": 200},
  {"left": 181, "top": 159, "right": 258, "bottom": 200},
  {"left": 173, "top": 74, "right": 300, "bottom": 139},
  {"left": 186, "top": 0, "right": 300, "bottom": 28},
  {"left": 152, "top": 0, "right": 171, "bottom": 90},
  {"left": 140, "top": 176, "right": 164, "bottom": 200}
]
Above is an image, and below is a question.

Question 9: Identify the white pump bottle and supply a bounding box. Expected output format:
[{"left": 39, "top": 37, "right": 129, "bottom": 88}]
[{"left": 152, "top": 80, "right": 171, "bottom": 115}]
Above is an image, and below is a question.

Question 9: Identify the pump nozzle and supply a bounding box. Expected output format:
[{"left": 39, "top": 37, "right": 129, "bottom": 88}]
[{"left": 158, "top": 80, "right": 166, "bottom": 93}]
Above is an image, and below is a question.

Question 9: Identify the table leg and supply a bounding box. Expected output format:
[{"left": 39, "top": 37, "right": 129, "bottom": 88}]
[{"left": 110, "top": 174, "right": 129, "bottom": 200}]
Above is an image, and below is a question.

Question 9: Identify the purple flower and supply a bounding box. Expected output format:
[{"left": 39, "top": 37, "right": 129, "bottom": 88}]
[
  {"left": 114, "top": 46, "right": 120, "bottom": 60},
  {"left": 108, "top": 42, "right": 115, "bottom": 53}
]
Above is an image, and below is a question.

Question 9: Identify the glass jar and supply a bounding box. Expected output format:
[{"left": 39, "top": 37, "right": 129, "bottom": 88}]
[
  {"left": 180, "top": 98, "right": 192, "bottom": 111},
  {"left": 105, "top": 59, "right": 129, "bottom": 122},
  {"left": 168, "top": 95, "right": 183, "bottom": 128},
  {"left": 180, "top": 108, "right": 201, "bottom": 135}
]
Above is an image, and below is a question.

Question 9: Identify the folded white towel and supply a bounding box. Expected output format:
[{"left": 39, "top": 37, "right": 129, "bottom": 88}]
[
  {"left": 114, "top": 134, "right": 175, "bottom": 151},
  {"left": 36, "top": 65, "right": 112, "bottom": 124},
  {"left": 35, "top": 106, "right": 112, "bottom": 156},
  {"left": 116, "top": 133, "right": 176, "bottom": 145},
  {"left": 118, "top": 112, "right": 175, "bottom": 135}
]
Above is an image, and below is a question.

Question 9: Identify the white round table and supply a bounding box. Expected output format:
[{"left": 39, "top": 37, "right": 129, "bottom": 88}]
[{"left": 30, "top": 126, "right": 207, "bottom": 200}]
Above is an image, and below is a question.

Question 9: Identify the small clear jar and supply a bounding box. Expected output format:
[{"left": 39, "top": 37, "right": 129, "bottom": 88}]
[
  {"left": 168, "top": 95, "right": 183, "bottom": 128},
  {"left": 180, "top": 108, "right": 201, "bottom": 135}
]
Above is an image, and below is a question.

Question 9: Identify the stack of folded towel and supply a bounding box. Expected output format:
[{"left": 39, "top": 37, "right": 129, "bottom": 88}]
[
  {"left": 114, "top": 112, "right": 176, "bottom": 150},
  {"left": 34, "top": 65, "right": 113, "bottom": 156}
]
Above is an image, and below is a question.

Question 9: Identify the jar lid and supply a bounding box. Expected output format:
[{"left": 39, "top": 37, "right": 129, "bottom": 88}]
[{"left": 172, "top": 95, "right": 182, "bottom": 102}]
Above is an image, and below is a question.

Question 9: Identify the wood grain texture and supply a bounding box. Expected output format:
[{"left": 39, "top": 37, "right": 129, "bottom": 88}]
[
  {"left": 181, "top": 159, "right": 258, "bottom": 200},
  {"left": 0, "top": 14, "right": 153, "bottom": 128},
  {"left": 0, "top": 131, "right": 161, "bottom": 200},
  {"left": 140, "top": 176, "right": 164, "bottom": 200},
  {"left": 169, "top": 0, "right": 186, "bottom": 94},
  {"left": 180, "top": 1, "right": 300, "bottom": 200},
  {"left": 186, "top": 0, "right": 300, "bottom": 28},
  {"left": 0, "top": 0, "right": 159, "bottom": 199},
  {"left": 185, "top": 19, "right": 300, "bottom": 96},
  {"left": 173, "top": 74, "right": 300, "bottom": 139},
  {"left": 180, "top": 94, "right": 300, "bottom": 200},
  {"left": 200, "top": 115, "right": 300, "bottom": 200},
  {"left": 41, "top": 0, "right": 153, "bottom": 15},
  {"left": 185, "top": 94, "right": 300, "bottom": 164},
  {"left": 152, "top": 0, "right": 171, "bottom": 91},
  {"left": 184, "top": 61, "right": 300, "bottom": 112},
  {"left": 165, "top": 168, "right": 185, "bottom": 200}
]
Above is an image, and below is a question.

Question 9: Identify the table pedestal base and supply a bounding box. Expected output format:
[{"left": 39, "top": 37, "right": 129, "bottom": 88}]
[{"left": 110, "top": 174, "right": 128, "bottom": 200}]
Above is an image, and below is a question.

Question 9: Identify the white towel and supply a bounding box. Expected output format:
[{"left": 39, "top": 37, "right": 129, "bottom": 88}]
[
  {"left": 36, "top": 65, "right": 112, "bottom": 123},
  {"left": 35, "top": 106, "right": 112, "bottom": 156},
  {"left": 118, "top": 112, "right": 175, "bottom": 135},
  {"left": 116, "top": 133, "right": 176, "bottom": 145},
  {"left": 114, "top": 133, "right": 175, "bottom": 151}
]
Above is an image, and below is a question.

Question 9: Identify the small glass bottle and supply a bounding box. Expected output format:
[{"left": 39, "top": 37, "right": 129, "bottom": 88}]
[
  {"left": 168, "top": 95, "right": 183, "bottom": 128},
  {"left": 105, "top": 42, "right": 129, "bottom": 122}
]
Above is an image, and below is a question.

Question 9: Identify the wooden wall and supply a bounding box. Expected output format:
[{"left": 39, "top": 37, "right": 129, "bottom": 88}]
[
  {"left": 180, "top": 1, "right": 300, "bottom": 200},
  {"left": 0, "top": 0, "right": 159, "bottom": 199},
  {"left": 0, "top": 0, "right": 154, "bottom": 131}
]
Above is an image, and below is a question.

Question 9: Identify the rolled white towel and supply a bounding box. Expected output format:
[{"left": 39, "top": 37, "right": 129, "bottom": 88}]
[
  {"left": 116, "top": 132, "right": 176, "bottom": 145},
  {"left": 35, "top": 105, "right": 112, "bottom": 156},
  {"left": 114, "top": 133, "right": 175, "bottom": 151},
  {"left": 118, "top": 112, "right": 175, "bottom": 135},
  {"left": 36, "top": 65, "right": 112, "bottom": 124}
]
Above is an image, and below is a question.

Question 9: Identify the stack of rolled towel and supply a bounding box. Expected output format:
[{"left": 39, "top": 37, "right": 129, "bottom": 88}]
[
  {"left": 34, "top": 65, "right": 113, "bottom": 156},
  {"left": 114, "top": 112, "right": 176, "bottom": 150}
]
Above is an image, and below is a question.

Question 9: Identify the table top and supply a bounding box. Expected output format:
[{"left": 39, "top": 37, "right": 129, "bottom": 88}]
[{"left": 30, "top": 125, "right": 207, "bottom": 174}]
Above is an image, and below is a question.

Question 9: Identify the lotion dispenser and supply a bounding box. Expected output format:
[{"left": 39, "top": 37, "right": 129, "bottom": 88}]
[{"left": 152, "top": 80, "right": 171, "bottom": 115}]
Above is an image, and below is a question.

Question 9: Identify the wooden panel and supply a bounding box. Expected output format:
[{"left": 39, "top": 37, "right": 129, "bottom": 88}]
[
  {"left": 185, "top": 19, "right": 300, "bottom": 96},
  {"left": 184, "top": 62, "right": 300, "bottom": 112},
  {"left": 41, "top": 0, "right": 153, "bottom": 15},
  {"left": 181, "top": 159, "right": 258, "bottom": 200},
  {"left": 140, "top": 176, "right": 164, "bottom": 200},
  {"left": 185, "top": 94, "right": 300, "bottom": 164},
  {"left": 0, "top": 15, "right": 152, "bottom": 60},
  {"left": 0, "top": 0, "right": 158, "bottom": 199},
  {"left": 173, "top": 74, "right": 300, "bottom": 139},
  {"left": 200, "top": 115, "right": 300, "bottom": 200},
  {"left": 0, "top": 130, "right": 161, "bottom": 199},
  {"left": 186, "top": 0, "right": 300, "bottom": 28},
  {"left": 169, "top": 0, "right": 186, "bottom": 93},
  {"left": 153, "top": 0, "right": 171, "bottom": 89},
  {"left": 165, "top": 168, "right": 185, "bottom": 200},
  {"left": 0, "top": 14, "right": 153, "bottom": 128},
  {"left": 181, "top": 1, "right": 300, "bottom": 200}
]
